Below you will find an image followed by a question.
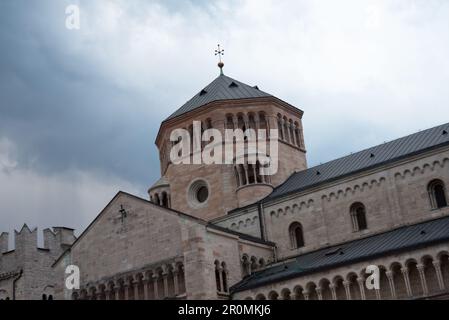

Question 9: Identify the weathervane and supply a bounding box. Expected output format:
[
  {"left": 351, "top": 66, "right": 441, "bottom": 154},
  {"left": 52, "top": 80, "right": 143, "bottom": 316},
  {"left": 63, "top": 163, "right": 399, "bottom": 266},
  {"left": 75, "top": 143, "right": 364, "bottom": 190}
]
[{"left": 215, "top": 44, "right": 224, "bottom": 75}]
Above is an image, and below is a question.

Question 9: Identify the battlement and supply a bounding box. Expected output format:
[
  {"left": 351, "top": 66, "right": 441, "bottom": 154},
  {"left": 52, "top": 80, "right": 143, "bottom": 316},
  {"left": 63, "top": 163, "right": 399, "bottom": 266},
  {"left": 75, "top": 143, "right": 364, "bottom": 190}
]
[{"left": 0, "top": 224, "right": 76, "bottom": 254}]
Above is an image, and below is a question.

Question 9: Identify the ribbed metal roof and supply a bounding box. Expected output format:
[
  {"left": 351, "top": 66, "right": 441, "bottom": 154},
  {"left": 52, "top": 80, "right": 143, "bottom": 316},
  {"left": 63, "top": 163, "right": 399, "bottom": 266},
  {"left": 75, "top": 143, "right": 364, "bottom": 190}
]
[
  {"left": 266, "top": 123, "right": 449, "bottom": 201},
  {"left": 165, "top": 74, "right": 272, "bottom": 120},
  {"left": 231, "top": 215, "right": 449, "bottom": 293}
]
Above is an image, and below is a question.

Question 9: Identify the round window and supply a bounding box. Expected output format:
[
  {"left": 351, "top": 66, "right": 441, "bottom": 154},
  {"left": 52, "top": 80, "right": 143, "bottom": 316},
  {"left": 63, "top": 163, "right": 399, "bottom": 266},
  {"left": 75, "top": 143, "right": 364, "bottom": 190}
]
[
  {"left": 188, "top": 180, "right": 209, "bottom": 207},
  {"left": 196, "top": 186, "right": 209, "bottom": 203}
]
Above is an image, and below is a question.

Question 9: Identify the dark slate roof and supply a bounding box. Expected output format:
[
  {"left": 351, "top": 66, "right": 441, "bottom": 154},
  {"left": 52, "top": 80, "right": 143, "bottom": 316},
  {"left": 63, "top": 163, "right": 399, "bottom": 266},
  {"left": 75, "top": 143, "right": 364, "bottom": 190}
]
[
  {"left": 207, "top": 223, "right": 275, "bottom": 247},
  {"left": 266, "top": 122, "right": 449, "bottom": 201},
  {"left": 231, "top": 215, "right": 449, "bottom": 293},
  {"left": 165, "top": 74, "right": 272, "bottom": 120}
]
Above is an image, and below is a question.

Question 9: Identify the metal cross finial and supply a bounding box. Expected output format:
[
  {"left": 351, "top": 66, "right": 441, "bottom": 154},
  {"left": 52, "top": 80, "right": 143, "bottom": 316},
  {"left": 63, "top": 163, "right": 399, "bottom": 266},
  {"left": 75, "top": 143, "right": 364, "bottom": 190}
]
[
  {"left": 119, "top": 204, "right": 127, "bottom": 222},
  {"left": 215, "top": 44, "right": 224, "bottom": 75}
]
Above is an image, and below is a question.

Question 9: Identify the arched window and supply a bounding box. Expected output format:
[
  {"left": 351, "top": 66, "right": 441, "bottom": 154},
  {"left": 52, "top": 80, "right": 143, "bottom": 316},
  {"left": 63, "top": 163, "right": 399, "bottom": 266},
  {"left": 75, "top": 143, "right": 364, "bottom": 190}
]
[
  {"left": 42, "top": 294, "right": 47, "bottom": 300},
  {"left": 153, "top": 193, "right": 160, "bottom": 206},
  {"left": 277, "top": 114, "right": 284, "bottom": 140},
  {"left": 237, "top": 114, "right": 245, "bottom": 131},
  {"left": 221, "top": 262, "right": 228, "bottom": 293},
  {"left": 248, "top": 113, "right": 256, "bottom": 130},
  {"left": 206, "top": 118, "right": 212, "bottom": 129},
  {"left": 226, "top": 115, "right": 234, "bottom": 129},
  {"left": 289, "top": 222, "right": 304, "bottom": 249},
  {"left": 247, "top": 164, "right": 255, "bottom": 184},
  {"left": 350, "top": 203, "right": 367, "bottom": 231},
  {"left": 161, "top": 191, "right": 168, "bottom": 208},
  {"left": 258, "top": 112, "right": 268, "bottom": 138},
  {"left": 428, "top": 179, "right": 448, "bottom": 209}
]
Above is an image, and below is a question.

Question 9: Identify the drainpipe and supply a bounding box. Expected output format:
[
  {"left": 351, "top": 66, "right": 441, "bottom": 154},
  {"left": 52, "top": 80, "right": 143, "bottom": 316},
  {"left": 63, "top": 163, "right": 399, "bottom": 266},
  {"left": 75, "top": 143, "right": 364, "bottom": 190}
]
[
  {"left": 12, "top": 269, "right": 23, "bottom": 300},
  {"left": 258, "top": 202, "right": 266, "bottom": 241},
  {"left": 258, "top": 202, "right": 278, "bottom": 263}
]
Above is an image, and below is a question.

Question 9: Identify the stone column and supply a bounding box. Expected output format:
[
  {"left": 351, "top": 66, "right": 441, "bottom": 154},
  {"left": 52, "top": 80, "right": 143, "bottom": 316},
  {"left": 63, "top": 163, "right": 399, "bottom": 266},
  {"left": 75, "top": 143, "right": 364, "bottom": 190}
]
[
  {"left": 351, "top": 214, "right": 357, "bottom": 232},
  {"left": 218, "top": 266, "right": 224, "bottom": 293},
  {"left": 357, "top": 278, "right": 366, "bottom": 300},
  {"left": 401, "top": 267, "right": 413, "bottom": 297},
  {"left": 104, "top": 289, "right": 110, "bottom": 301},
  {"left": 163, "top": 272, "right": 169, "bottom": 298},
  {"left": 279, "top": 119, "right": 285, "bottom": 141},
  {"left": 343, "top": 281, "right": 351, "bottom": 300},
  {"left": 303, "top": 291, "right": 310, "bottom": 301},
  {"left": 153, "top": 274, "right": 159, "bottom": 300},
  {"left": 173, "top": 269, "right": 179, "bottom": 296},
  {"left": 133, "top": 278, "right": 140, "bottom": 300},
  {"left": 236, "top": 166, "right": 243, "bottom": 186},
  {"left": 115, "top": 282, "right": 120, "bottom": 301},
  {"left": 432, "top": 260, "right": 445, "bottom": 291},
  {"left": 243, "top": 164, "right": 249, "bottom": 185},
  {"left": 252, "top": 165, "right": 257, "bottom": 184},
  {"left": 142, "top": 277, "right": 150, "bottom": 300},
  {"left": 385, "top": 271, "right": 397, "bottom": 299},
  {"left": 290, "top": 124, "right": 296, "bottom": 146},
  {"left": 124, "top": 281, "right": 130, "bottom": 300},
  {"left": 316, "top": 287, "right": 323, "bottom": 300},
  {"left": 416, "top": 264, "right": 429, "bottom": 296},
  {"left": 282, "top": 120, "right": 291, "bottom": 143},
  {"left": 329, "top": 284, "right": 337, "bottom": 300},
  {"left": 375, "top": 289, "right": 381, "bottom": 300}
]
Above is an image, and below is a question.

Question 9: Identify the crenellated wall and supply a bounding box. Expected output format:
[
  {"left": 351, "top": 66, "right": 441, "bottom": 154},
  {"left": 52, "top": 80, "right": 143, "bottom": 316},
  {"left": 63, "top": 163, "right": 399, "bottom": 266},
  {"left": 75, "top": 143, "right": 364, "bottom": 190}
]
[{"left": 0, "top": 225, "right": 76, "bottom": 300}]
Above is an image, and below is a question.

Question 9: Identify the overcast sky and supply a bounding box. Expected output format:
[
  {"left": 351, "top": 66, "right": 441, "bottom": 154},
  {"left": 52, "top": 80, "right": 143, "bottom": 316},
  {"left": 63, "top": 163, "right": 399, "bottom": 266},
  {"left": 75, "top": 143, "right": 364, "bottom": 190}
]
[{"left": 1, "top": 0, "right": 449, "bottom": 244}]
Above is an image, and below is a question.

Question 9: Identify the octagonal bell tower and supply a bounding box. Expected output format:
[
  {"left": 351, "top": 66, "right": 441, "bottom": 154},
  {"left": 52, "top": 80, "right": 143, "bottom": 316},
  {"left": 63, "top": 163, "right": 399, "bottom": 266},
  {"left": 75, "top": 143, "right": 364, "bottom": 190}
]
[{"left": 149, "top": 62, "right": 307, "bottom": 221}]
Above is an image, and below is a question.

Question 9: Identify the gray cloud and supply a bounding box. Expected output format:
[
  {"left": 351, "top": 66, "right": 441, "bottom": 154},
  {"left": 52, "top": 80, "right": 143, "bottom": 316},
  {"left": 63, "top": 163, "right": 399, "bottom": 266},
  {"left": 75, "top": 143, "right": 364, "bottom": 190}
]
[{"left": 1, "top": 0, "right": 449, "bottom": 237}]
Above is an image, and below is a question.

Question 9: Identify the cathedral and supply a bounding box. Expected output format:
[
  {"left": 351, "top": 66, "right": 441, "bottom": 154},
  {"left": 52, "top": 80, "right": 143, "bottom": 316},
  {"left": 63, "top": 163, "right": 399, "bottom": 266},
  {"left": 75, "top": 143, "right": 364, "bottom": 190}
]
[{"left": 1, "top": 62, "right": 449, "bottom": 300}]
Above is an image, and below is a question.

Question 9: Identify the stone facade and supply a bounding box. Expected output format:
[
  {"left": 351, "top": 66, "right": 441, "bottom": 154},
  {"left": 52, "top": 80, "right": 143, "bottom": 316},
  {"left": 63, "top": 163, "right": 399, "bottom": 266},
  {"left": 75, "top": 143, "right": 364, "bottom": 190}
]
[
  {"left": 0, "top": 225, "right": 75, "bottom": 300},
  {"left": 2, "top": 72, "right": 449, "bottom": 300},
  {"left": 216, "top": 147, "right": 449, "bottom": 260},
  {"left": 152, "top": 98, "right": 307, "bottom": 220}
]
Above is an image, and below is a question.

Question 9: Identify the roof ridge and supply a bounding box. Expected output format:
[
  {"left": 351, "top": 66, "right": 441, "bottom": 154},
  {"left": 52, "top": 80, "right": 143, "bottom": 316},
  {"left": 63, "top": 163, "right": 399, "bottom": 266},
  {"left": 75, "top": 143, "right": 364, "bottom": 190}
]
[
  {"left": 231, "top": 214, "right": 449, "bottom": 293},
  {"left": 164, "top": 74, "right": 272, "bottom": 121},
  {"left": 265, "top": 122, "right": 449, "bottom": 201}
]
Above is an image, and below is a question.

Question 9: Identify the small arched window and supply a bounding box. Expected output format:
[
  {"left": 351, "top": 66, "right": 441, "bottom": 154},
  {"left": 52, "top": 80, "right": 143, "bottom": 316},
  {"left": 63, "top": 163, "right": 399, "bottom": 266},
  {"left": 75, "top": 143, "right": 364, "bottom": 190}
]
[
  {"left": 221, "top": 262, "right": 228, "bottom": 293},
  {"left": 289, "top": 222, "right": 304, "bottom": 249},
  {"left": 350, "top": 202, "right": 367, "bottom": 231},
  {"left": 226, "top": 115, "right": 234, "bottom": 129},
  {"left": 428, "top": 179, "right": 448, "bottom": 209},
  {"left": 277, "top": 114, "right": 284, "bottom": 140},
  {"left": 161, "top": 192, "right": 169, "bottom": 208}
]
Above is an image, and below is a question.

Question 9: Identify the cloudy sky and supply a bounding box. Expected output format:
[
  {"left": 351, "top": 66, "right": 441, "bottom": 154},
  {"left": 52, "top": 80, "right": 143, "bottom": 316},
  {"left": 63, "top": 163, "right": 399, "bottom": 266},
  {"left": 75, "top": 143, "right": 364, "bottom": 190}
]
[{"left": 1, "top": 0, "right": 449, "bottom": 244}]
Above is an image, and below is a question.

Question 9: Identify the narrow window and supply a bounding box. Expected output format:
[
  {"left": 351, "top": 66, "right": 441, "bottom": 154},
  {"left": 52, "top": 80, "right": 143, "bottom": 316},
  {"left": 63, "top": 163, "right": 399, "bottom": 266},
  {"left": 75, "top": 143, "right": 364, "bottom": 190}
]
[
  {"left": 351, "top": 203, "right": 368, "bottom": 231},
  {"left": 428, "top": 179, "right": 448, "bottom": 209},
  {"left": 289, "top": 222, "right": 304, "bottom": 249},
  {"left": 221, "top": 262, "right": 228, "bottom": 293}
]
